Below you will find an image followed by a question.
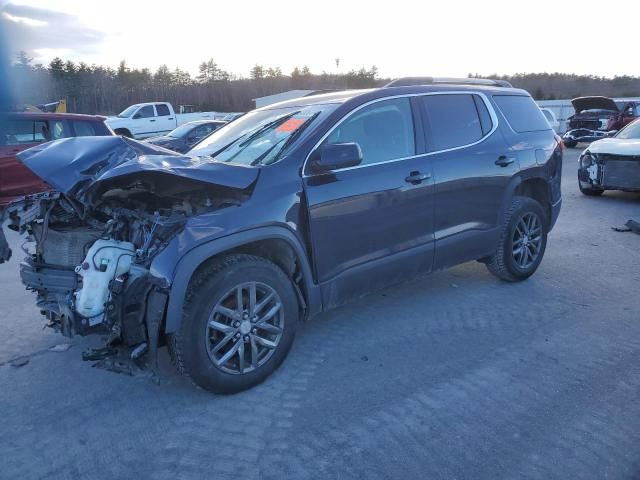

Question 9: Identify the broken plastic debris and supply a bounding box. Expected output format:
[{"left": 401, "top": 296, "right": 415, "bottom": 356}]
[
  {"left": 612, "top": 219, "right": 640, "bottom": 235},
  {"left": 49, "top": 343, "right": 72, "bottom": 352},
  {"left": 9, "top": 357, "right": 29, "bottom": 367}
]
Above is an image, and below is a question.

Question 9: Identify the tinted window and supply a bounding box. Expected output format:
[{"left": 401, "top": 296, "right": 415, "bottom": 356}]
[
  {"left": 72, "top": 121, "right": 98, "bottom": 136},
  {"left": 137, "top": 106, "right": 155, "bottom": 118},
  {"left": 5, "top": 119, "right": 46, "bottom": 145},
  {"left": 156, "top": 104, "right": 170, "bottom": 116},
  {"left": 325, "top": 97, "right": 415, "bottom": 166},
  {"left": 421, "top": 94, "right": 483, "bottom": 151},
  {"left": 493, "top": 95, "right": 550, "bottom": 133}
]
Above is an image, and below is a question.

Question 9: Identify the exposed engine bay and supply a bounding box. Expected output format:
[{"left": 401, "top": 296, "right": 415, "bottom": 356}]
[{"left": 0, "top": 136, "right": 256, "bottom": 370}]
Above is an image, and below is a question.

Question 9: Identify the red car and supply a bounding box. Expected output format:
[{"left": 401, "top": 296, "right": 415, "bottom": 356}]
[{"left": 0, "top": 112, "right": 113, "bottom": 207}]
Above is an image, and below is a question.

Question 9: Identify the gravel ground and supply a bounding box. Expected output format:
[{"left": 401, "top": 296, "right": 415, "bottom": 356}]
[{"left": 1, "top": 149, "right": 639, "bottom": 480}]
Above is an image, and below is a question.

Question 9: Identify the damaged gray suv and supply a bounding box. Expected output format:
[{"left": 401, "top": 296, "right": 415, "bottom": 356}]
[{"left": 0, "top": 79, "right": 563, "bottom": 393}]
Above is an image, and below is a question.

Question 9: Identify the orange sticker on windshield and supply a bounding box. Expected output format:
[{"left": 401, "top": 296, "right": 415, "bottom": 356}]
[{"left": 276, "top": 118, "right": 305, "bottom": 133}]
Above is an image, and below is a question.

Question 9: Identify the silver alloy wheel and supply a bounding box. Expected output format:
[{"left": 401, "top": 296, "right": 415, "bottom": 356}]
[
  {"left": 512, "top": 212, "right": 542, "bottom": 270},
  {"left": 205, "top": 281, "right": 284, "bottom": 374}
]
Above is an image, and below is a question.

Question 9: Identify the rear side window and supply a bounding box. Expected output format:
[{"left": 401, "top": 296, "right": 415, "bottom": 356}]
[
  {"left": 542, "top": 110, "right": 554, "bottom": 122},
  {"left": 421, "top": 94, "right": 483, "bottom": 151},
  {"left": 156, "top": 104, "right": 170, "bottom": 116},
  {"left": 72, "top": 121, "right": 98, "bottom": 136},
  {"left": 5, "top": 119, "right": 45, "bottom": 144},
  {"left": 325, "top": 97, "right": 415, "bottom": 166},
  {"left": 493, "top": 95, "right": 550, "bottom": 133}
]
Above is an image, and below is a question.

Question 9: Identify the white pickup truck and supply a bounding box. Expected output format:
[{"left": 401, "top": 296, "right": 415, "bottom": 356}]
[{"left": 105, "top": 102, "right": 220, "bottom": 139}]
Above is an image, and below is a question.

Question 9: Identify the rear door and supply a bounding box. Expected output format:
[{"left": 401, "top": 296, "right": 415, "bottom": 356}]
[
  {"left": 154, "top": 103, "right": 176, "bottom": 134},
  {"left": 303, "top": 96, "right": 435, "bottom": 308},
  {"left": 420, "top": 93, "right": 517, "bottom": 269},
  {"left": 0, "top": 117, "right": 50, "bottom": 206}
]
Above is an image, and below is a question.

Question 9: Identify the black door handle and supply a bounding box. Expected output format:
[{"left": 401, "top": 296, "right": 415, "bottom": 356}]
[
  {"left": 495, "top": 155, "right": 515, "bottom": 167},
  {"left": 150, "top": 119, "right": 156, "bottom": 122},
  {"left": 405, "top": 171, "right": 431, "bottom": 184}
]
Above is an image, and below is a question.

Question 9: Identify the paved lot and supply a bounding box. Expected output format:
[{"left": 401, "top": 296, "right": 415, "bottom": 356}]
[{"left": 1, "top": 149, "right": 639, "bottom": 479}]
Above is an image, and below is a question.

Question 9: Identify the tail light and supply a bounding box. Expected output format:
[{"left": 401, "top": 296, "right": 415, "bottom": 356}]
[{"left": 555, "top": 134, "right": 566, "bottom": 152}]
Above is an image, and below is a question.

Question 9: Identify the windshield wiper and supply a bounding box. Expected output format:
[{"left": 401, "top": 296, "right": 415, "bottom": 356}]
[
  {"left": 266, "top": 111, "right": 321, "bottom": 165},
  {"left": 208, "top": 111, "right": 300, "bottom": 161}
]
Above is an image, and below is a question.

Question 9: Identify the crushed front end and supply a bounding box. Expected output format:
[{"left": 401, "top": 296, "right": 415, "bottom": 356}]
[
  {"left": 578, "top": 151, "right": 640, "bottom": 192},
  {"left": 1, "top": 136, "right": 256, "bottom": 371}
]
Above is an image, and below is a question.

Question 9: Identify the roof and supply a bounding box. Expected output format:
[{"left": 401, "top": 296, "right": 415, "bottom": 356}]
[
  {"left": 259, "top": 84, "right": 529, "bottom": 111},
  {"left": 1, "top": 111, "right": 107, "bottom": 121}
]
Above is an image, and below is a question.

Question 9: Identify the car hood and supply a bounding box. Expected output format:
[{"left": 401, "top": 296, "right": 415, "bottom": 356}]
[
  {"left": 17, "top": 136, "right": 259, "bottom": 202},
  {"left": 572, "top": 96, "right": 619, "bottom": 113},
  {"left": 587, "top": 138, "right": 640, "bottom": 156}
]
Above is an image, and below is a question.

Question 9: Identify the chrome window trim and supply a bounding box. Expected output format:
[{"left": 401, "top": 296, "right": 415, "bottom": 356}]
[{"left": 302, "top": 91, "right": 500, "bottom": 176}]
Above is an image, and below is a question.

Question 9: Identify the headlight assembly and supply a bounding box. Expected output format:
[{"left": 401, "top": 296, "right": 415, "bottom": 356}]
[{"left": 580, "top": 152, "right": 596, "bottom": 168}]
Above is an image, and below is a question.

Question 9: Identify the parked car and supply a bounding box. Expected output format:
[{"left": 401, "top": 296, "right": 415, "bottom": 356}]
[
  {"left": 0, "top": 79, "right": 562, "bottom": 393},
  {"left": 0, "top": 111, "right": 112, "bottom": 208},
  {"left": 540, "top": 107, "right": 560, "bottom": 133},
  {"left": 563, "top": 96, "right": 640, "bottom": 148},
  {"left": 105, "top": 102, "right": 220, "bottom": 139},
  {"left": 145, "top": 120, "right": 227, "bottom": 153},
  {"left": 577, "top": 118, "right": 640, "bottom": 195}
]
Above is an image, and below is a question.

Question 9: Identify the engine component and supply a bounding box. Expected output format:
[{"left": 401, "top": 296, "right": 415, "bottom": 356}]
[{"left": 74, "top": 239, "right": 135, "bottom": 324}]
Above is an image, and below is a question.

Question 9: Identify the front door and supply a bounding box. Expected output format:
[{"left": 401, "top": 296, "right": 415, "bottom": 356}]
[
  {"left": 303, "top": 97, "right": 435, "bottom": 309},
  {"left": 131, "top": 105, "right": 157, "bottom": 138}
]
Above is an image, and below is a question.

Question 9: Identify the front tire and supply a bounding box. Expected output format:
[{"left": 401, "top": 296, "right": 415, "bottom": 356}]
[
  {"left": 563, "top": 139, "right": 577, "bottom": 148},
  {"left": 169, "top": 254, "right": 298, "bottom": 394},
  {"left": 486, "top": 197, "right": 548, "bottom": 282}
]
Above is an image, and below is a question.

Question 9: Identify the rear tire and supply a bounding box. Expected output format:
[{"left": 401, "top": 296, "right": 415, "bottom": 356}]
[
  {"left": 114, "top": 129, "right": 132, "bottom": 138},
  {"left": 168, "top": 254, "right": 298, "bottom": 394},
  {"left": 486, "top": 196, "right": 548, "bottom": 282}
]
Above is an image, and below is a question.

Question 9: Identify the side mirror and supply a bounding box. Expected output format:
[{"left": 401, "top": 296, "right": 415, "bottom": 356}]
[
  {"left": 310, "top": 143, "right": 363, "bottom": 172},
  {"left": 133, "top": 113, "right": 141, "bottom": 119}
]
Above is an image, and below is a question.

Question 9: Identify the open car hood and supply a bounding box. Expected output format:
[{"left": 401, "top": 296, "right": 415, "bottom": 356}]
[
  {"left": 572, "top": 96, "right": 619, "bottom": 113},
  {"left": 17, "top": 136, "right": 259, "bottom": 201}
]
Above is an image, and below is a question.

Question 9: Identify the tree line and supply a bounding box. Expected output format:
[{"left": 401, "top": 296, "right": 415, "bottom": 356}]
[
  {"left": 7, "top": 52, "right": 381, "bottom": 114},
  {"left": 7, "top": 52, "right": 640, "bottom": 115}
]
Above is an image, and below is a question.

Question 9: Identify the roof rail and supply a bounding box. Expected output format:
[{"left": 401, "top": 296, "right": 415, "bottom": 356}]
[{"left": 384, "top": 77, "right": 513, "bottom": 88}]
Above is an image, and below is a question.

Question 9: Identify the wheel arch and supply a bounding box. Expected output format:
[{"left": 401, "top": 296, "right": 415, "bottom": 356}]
[
  {"left": 164, "top": 226, "right": 321, "bottom": 334},
  {"left": 113, "top": 128, "right": 132, "bottom": 138},
  {"left": 500, "top": 175, "right": 552, "bottom": 226}
]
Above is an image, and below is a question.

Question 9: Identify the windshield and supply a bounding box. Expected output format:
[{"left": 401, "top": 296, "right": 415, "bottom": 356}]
[
  {"left": 168, "top": 123, "right": 197, "bottom": 138},
  {"left": 189, "top": 104, "right": 338, "bottom": 165},
  {"left": 117, "top": 105, "right": 139, "bottom": 118},
  {"left": 615, "top": 120, "right": 640, "bottom": 140}
]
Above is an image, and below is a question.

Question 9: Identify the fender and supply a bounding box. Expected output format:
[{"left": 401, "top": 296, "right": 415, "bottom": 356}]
[{"left": 163, "top": 226, "right": 321, "bottom": 333}]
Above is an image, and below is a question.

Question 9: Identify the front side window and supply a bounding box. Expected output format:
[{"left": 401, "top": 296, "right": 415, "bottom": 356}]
[
  {"left": 136, "top": 106, "right": 155, "bottom": 119},
  {"left": 422, "top": 94, "right": 483, "bottom": 151},
  {"left": 156, "top": 104, "right": 170, "bottom": 116},
  {"left": 324, "top": 97, "right": 415, "bottom": 165}
]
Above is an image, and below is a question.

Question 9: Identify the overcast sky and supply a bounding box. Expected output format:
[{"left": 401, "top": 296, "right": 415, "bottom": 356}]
[{"left": 1, "top": 0, "right": 637, "bottom": 78}]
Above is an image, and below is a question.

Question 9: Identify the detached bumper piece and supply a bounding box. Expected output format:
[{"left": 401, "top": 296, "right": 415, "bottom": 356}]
[{"left": 563, "top": 128, "right": 608, "bottom": 144}]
